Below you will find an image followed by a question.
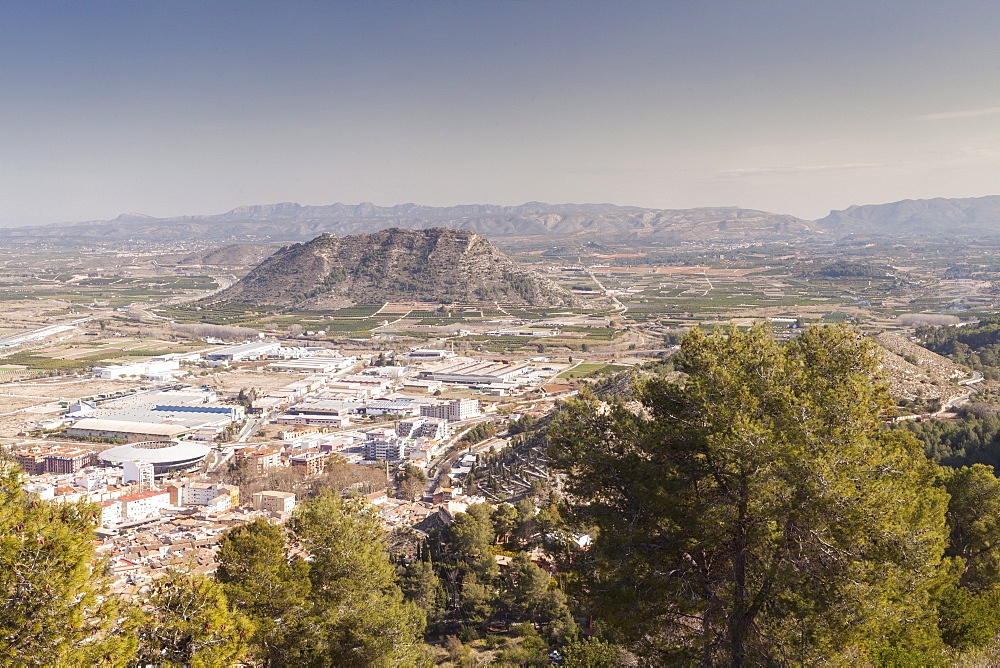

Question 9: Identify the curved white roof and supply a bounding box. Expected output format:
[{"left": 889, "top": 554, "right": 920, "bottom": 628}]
[{"left": 99, "top": 440, "right": 210, "bottom": 466}]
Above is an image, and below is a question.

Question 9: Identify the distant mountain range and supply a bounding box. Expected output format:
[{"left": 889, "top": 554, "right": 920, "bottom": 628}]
[
  {"left": 814, "top": 195, "right": 1000, "bottom": 236},
  {"left": 6, "top": 196, "right": 1000, "bottom": 247},
  {"left": 1, "top": 201, "right": 812, "bottom": 246}
]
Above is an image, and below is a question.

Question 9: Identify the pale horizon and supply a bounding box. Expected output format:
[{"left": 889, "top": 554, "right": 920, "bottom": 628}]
[{"left": 3, "top": 1, "right": 1000, "bottom": 227}]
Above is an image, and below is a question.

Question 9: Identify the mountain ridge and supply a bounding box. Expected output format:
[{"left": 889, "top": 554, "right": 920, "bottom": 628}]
[
  {"left": 9, "top": 195, "right": 1000, "bottom": 246},
  {"left": 1, "top": 201, "right": 814, "bottom": 246},
  {"left": 816, "top": 195, "right": 1000, "bottom": 235}
]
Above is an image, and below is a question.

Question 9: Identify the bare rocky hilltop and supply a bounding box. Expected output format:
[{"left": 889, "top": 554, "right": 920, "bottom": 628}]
[{"left": 213, "top": 227, "right": 580, "bottom": 309}]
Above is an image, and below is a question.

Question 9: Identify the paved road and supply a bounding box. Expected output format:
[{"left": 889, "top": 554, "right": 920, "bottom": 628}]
[
  {"left": 585, "top": 268, "right": 627, "bottom": 314},
  {"left": 959, "top": 370, "right": 985, "bottom": 386},
  {"left": 424, "top": 415, "right": 502, "bottom": 494}
]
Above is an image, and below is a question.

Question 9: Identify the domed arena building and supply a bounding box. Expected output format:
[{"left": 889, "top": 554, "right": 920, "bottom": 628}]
[{"left": 99, "top": 440, "right": 210, "bottom": 477}]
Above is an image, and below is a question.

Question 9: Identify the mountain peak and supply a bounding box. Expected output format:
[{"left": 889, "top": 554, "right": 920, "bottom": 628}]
[
  {"left": 214, "top": 227, "right": 579, "bottom": 310},
  {"left": 112, "top": 212, "right": 155, "bottom": 221}
]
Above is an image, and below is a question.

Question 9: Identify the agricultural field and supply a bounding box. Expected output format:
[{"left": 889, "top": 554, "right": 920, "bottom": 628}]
[
  {"left": 0, "top": 238, "right": 999, "bottom": 363},
  {"left": 558, "top": 363, "right": 630, "bottom": 379}
]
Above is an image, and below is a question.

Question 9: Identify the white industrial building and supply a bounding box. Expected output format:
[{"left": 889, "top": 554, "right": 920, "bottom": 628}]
[
  {"left": 420, "top": 360, "right": 532, "bottom": 384},
  {"left": 205, "top": 340, "right": 281, "bottom": 362},
  {"left": 93, "top": 358, "right": 181, "bottom": 380},
  {"left": 408, "top": 349, "right": 454, "bottom": 360},
  {"left": 276, "top": 413, "right": 351, "bottom": 428},
  {"left": 266, "top": 355, "right": 356, "bottom": 373},
  {"left": 359, "top": 399, "right": 424, "bottom": 417},
  {"left": 67, "top": 418, "right": 193, "bottom": 441}
]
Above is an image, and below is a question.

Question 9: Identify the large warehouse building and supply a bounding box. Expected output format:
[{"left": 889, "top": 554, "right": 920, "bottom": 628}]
[
  {"left": 419, "top": 360, "right": 532, "bottom": 384},
  {"left": 66, "top": 418, "right": 193, "bottom": 442}
]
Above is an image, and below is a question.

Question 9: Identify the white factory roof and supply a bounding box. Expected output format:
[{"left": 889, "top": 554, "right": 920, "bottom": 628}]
[{"left": 70, "top": 418, "right": 191, "bottom": 437}]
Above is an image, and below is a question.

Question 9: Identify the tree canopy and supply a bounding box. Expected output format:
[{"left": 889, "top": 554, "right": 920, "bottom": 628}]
[
  {"left": 0, "top": 469, "right": 134, "bottom": 666},
  {"left": 134, "top": 570, "right": 254, "bottom": 667},
  {"left": 547, "top": 325, "right": 951, "bottom": 665},
  {"left": 219, "top": 492, "right": 426, "bottom": 667}
]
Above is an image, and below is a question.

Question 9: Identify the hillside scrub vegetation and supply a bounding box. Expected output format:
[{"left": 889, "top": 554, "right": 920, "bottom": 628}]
[{"left": 917, "top": 315, "right": 1000, "bottom": 378}]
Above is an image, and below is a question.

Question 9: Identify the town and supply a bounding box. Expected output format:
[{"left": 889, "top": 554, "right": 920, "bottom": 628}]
[{"left": 3, "top": 333, "right": 582, "bottom": 594}]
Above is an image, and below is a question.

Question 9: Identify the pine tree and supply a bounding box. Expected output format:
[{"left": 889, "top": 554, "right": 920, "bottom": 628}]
[
  {"left": 216, "top": 517, "right": 310, "bottom": 663},
  {"left": 0, "top": 469, "right": 136, "bottom": 666},
  {"left": 275, "top": 492, "right": 426, "bottom": 666},
  {"left": 135, "top": 570, "right": 254, "bottom": 666},
  {"left": 548, "top": 325, "right": 950, "bottom": 665}
]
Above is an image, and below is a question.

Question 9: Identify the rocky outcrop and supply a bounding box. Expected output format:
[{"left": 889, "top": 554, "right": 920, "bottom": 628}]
[{"left": 213, "top": 228, "right": 580, "bottom": 309}]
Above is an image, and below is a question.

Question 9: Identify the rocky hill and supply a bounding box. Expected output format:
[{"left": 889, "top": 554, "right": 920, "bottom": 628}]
[
  {"left": 817, "top": 195, "right": 1000, "bottom": 237},
  {"left": 213, "top": 228, "right": 580, "bottom": 309},
  {"left": 178, "top": 244, "right": 277, "bottom": 267},
  {"left": 876, "top": 332, "right": 972, "bottom": 408}
]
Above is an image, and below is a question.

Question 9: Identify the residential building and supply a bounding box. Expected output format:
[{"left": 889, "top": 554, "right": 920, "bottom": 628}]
[
  {"left": 288, "top": 450, "right": 326, "bottom": 475},
  {"left": 169, "top": 482, "right": 239, "bottom": 507},
  {"left": 13, "top": 445, "right": 97, "bottom": 475},
  {"left": 416, "top": 417, "right": 449, "bottom": 440},
  {"left": 396, "top": 417, "right": 448, "bottom": 441},
  {"left": 253, "top": 490, "right": 296, "bottom": 514},
  {"left": 98, "top": 500, "right": 122, "bottom": 526},
  {"left": 363, "top": 430, "right": 406, "bottom": 461},
  {"left": 233, "top": 446, "right": 284, "bottom": 474},
  {"left": 119, "top": 489, "right": 172, "bottom": 520},
  {"left": 122, "top": 460, "right": 155, "bottom": 492},
  {"left": 420, "top": 398, "right": 481, "bottom": 422}
]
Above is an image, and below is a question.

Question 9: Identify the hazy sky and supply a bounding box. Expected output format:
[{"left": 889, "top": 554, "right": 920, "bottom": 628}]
[{"left": 2, "top": 0, "right": 1000, "bottom": 226}]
